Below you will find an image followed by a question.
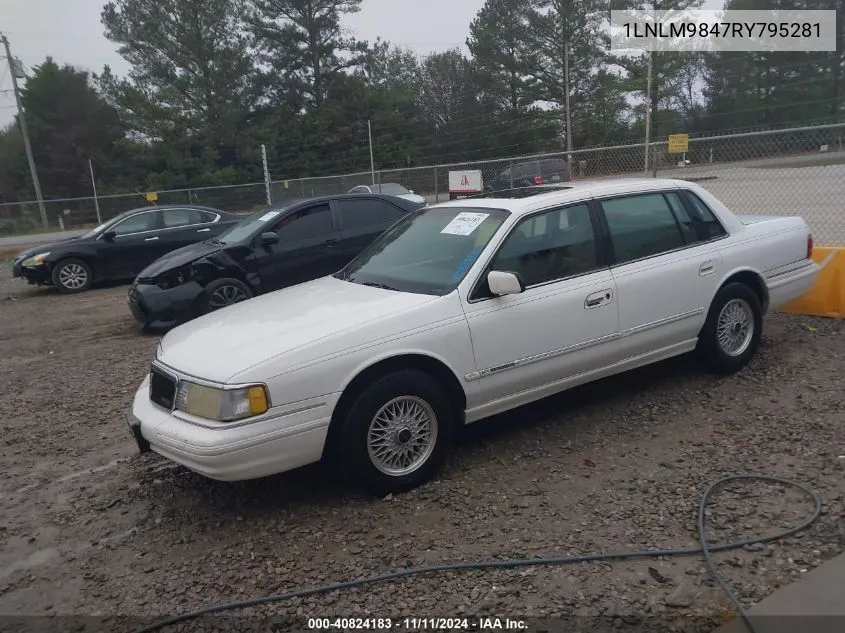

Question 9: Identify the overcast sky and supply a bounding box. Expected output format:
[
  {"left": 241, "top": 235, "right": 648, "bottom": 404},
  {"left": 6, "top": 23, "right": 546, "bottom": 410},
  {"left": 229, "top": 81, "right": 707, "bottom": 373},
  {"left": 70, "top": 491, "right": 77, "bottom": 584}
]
[
  {"left": 1, "top": 0, "right": 727, "bottom": 128},
  {"left": 0, "top": 0, "right": 485, "bottom": 126}
]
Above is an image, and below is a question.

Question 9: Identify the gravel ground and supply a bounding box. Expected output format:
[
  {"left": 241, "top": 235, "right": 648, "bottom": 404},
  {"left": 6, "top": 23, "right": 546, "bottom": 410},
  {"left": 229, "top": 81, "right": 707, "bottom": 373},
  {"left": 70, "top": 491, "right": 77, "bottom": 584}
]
[{"left": 0, "top": 260, "right": 843, "bottom": 632}]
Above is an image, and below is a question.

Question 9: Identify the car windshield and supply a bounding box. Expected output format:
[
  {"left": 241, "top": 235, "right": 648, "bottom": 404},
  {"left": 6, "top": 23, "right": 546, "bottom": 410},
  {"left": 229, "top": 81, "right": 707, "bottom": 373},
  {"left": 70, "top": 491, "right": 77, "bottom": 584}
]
[
  {"left": 374, "top": 183, "right": 410, "bottom": 195},
  {"left": 216, "top": 206, "right": 285, "bottom": 244},
  {"left": 336, "top": 206, "right": 509, "bottom": 295}
]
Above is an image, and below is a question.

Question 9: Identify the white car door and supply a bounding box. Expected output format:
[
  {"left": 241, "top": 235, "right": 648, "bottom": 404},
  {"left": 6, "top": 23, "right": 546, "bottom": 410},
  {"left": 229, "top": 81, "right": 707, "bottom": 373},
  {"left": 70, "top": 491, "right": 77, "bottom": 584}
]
[
  {"left": 598, "top": 190, "right": 724, "bottom": 359},
  {"left": 461, "top": 202, "right": 620, "bottom": 409}
]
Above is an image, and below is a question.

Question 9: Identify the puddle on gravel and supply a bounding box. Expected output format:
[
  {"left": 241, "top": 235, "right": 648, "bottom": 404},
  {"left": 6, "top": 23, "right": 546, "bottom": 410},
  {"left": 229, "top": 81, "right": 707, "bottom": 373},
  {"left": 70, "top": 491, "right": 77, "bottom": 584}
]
[
  {"left": 58, "top": 457, "right": 132, "bottom": 482},
  {"left": 0, "top": 527, "right": 140, "bottom": 582},
  {"left": 0, "top": 548, "right": 60, "bottom": 582}
]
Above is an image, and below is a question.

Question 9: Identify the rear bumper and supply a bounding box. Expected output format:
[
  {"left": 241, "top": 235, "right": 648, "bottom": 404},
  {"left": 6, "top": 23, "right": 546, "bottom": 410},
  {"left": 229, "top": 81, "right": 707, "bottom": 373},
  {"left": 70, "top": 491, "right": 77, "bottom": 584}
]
[
  {"left": 766, "top": 260, "right": 820, "bottom": 312},
  {"left": 128, "top": 281, "right": 206, "bottom": 331},
  {"left": 129, "top": 375, "right": 333, "bottom": 481}
]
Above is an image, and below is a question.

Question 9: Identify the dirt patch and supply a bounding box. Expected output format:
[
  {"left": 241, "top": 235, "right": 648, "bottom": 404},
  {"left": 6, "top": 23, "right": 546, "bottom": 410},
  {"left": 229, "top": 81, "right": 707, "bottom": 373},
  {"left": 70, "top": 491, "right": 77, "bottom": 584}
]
[{"left": 0, "top": 273, "right": 842, "bottom": 629}]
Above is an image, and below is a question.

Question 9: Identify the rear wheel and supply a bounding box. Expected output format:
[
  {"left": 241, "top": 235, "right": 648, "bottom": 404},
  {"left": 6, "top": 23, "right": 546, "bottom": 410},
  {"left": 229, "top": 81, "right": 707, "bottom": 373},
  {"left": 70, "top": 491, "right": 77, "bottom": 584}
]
[
  {"left": 337, "top": 370, "right": 456, "bottom": 496},
  {"left": 698, "top": 282, "right": 762, "bottom": 374},
  {"left": 205, "top": 278, "right": 253, "bottom": 312},
  {"left": 51, "top": 258, "right": 92, "bottom": 294}
]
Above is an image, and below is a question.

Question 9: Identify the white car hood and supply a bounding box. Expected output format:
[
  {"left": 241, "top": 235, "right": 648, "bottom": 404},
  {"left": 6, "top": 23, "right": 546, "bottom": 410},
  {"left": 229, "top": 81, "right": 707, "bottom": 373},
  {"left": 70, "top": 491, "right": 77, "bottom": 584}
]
[{"left": 158, "top": 276, "right": 438, "bottom": 382}]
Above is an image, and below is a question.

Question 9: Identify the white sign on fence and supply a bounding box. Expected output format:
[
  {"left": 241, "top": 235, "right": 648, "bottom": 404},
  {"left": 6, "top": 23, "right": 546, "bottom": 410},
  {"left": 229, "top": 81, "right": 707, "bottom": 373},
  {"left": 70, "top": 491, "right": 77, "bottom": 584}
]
[{"left": 448, "top": 170, "right": 483, "bottom": 195}]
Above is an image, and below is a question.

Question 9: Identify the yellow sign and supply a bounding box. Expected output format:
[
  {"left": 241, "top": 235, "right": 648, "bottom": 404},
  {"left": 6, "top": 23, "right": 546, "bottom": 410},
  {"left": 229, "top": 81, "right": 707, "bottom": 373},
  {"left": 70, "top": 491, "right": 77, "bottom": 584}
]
[
  {"left": 284, "top": 181, "right": 289, "bottom": 189},
  {"left": 145, "top": 191, "right": 158, "bottom": 202},
  {"left": 668, "top": 134, "right": 689, "bottom": 154}
]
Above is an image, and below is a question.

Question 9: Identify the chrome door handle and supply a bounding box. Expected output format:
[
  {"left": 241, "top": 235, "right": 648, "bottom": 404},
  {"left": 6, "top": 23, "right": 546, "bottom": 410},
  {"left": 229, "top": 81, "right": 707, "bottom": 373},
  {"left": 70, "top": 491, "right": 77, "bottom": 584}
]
[
  {"left": 197, "top": 228, "right": 211, "bottom": 233},
  {"left": 145, "top": 237, "right": 159, "bottom": 241},
  {"left": 585, "top": 289, "right": 613, "bottom": 309}
]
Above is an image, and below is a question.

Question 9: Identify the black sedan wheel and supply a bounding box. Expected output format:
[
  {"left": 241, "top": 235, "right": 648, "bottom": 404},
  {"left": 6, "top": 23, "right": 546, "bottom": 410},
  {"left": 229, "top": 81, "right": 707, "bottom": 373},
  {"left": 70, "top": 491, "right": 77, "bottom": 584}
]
[
  {"left": 205, "top": 278, "right": 253, "bottom": 312},
  {"left": 51, "top": 258, "right": 93, "bottom": 294}
]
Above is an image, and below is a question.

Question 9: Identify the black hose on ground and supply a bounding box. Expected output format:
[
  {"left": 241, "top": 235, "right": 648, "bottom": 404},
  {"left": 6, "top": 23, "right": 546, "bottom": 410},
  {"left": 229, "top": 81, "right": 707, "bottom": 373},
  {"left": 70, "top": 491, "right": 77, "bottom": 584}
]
[{"left": 135, "top": 475, "right": 822, "bottom": 633}]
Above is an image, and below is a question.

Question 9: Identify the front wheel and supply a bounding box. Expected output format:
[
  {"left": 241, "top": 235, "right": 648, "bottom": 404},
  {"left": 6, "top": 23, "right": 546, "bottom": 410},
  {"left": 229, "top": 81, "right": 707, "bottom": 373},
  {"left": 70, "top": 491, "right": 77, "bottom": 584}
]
[
  {"left": 51, "top": 258, "right": 93, "bottom": 294},
  {"left": 337, "top": 371, "right": 456, "bottom": 496},
  {"left": 205, "top": 278, "right": 253, "bottom": 312},
  {"left": 697, "top": 282, "right": 763, "bottom": 375}
]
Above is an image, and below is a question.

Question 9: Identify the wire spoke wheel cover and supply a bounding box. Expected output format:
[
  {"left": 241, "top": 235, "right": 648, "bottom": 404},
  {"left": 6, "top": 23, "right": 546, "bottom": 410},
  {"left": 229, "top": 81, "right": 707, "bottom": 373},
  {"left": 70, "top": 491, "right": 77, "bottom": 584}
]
[
  {"left": 367, "top": 396, "right": 438, "bottom": 477},
  {"left": 716, "top": 298, "right": 754, "bottom": 357},
  {"left": 58, "top": 263, "right": 88, "bottom": 290},
  {"left": 209, "top": 285, "right": 248, "bottom": 310}
]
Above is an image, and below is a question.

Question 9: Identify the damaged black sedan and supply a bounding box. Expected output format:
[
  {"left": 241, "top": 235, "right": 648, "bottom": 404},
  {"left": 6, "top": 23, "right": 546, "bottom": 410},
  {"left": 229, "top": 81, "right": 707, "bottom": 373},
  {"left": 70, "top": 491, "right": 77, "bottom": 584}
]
[{"left": 128, "top": 193, "right": 424, "bottom": 330}]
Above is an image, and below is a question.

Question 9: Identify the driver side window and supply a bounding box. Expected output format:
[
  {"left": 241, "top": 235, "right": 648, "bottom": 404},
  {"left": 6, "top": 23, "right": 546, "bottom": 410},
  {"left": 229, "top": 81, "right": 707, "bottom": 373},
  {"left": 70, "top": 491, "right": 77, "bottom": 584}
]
[
  {"left": 490, "top": 204, "right": 598, "bottom": 288},
  {"left": 271, "top": 204, "right": 333, "bottom": 241},
  {"left": 112, "top": 211, "right": 159, "bottom": 236}
]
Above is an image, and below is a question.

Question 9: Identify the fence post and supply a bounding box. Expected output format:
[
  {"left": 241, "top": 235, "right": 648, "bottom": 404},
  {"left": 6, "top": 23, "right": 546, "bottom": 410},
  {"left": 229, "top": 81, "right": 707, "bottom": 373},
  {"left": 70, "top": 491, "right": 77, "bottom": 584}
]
[
  {"left": 434, "top": 167, "right": 438, "bottom": 203},
  {"left": 261, "top": 144, "right": 272, "bottom": 205}
]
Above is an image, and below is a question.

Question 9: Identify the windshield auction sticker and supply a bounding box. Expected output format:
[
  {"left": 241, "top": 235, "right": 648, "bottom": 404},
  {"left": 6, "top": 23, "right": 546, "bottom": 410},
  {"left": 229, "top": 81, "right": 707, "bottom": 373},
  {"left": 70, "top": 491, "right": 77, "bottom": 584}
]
[
  {"left": 441, "top": 212, "right": 490, "bottom": 236},
  {"left": 258, "top": 210, "right": 281, "bottom": 223}
]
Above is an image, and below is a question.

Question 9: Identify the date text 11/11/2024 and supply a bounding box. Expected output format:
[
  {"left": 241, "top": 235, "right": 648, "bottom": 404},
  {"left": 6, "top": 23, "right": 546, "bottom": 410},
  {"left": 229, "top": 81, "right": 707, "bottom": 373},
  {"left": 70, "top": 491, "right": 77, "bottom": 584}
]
[{"left": 306, "top": 617, "right": 528, "bottom": 630}]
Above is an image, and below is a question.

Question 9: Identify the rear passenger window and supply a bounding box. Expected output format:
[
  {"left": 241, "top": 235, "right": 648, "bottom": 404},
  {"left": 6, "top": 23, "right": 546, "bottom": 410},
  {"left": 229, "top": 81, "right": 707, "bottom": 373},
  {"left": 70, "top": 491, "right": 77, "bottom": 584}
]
[
  {"left": 664, "top": 192, "right": 699, "bottom": 243},
  {"left": 162, "top": 208, "right": 204, "bottom": 228},
  {"left": 340, "top": 199, "right": 406, "bottom": 230},
  {"left": 683, "top": 191, "right": 728, "bottom": 239},
  {"left": 602, "top": 194, "right": 685, "bottom": 263}
]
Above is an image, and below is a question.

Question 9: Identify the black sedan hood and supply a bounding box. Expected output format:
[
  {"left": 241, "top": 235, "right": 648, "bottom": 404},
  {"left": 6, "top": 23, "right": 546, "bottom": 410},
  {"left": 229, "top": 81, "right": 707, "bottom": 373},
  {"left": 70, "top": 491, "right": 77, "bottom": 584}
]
[
  {"left": 137, "top": 240, "right": 225, "bottom": 278},
  {"left": 12, "top": 236, "right": 83, "bottom": 263}
]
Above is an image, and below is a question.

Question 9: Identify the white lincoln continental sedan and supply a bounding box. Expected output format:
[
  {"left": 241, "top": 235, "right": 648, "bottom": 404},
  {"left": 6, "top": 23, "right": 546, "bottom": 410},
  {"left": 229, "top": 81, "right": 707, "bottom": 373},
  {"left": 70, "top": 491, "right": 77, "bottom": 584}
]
[{"left": 126, "top": 179, "right": 819, "bottom": 494}]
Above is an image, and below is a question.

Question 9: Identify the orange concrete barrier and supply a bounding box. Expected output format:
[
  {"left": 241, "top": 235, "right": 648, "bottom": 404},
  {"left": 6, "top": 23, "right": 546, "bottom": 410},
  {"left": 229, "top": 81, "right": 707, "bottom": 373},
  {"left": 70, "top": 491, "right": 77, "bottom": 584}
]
[{"left": 780, "top": 247, "right": 844, "bottom": 319}]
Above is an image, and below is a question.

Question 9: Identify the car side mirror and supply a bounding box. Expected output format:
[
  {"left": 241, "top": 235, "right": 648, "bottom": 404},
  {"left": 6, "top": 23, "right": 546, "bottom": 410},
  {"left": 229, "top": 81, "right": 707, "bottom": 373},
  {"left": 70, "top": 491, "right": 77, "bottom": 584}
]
[
  {"left": 102, "top": 230, "right": 116, "bottom": 242},
  {"left": 260, "top": 231, "right": 279, "bottom": 245},
  {"left": 408, "top": 189, "right": 415, "bottom": 194},
  {"left": 488, "top": 271, "right": 525, "bottom": 296}
]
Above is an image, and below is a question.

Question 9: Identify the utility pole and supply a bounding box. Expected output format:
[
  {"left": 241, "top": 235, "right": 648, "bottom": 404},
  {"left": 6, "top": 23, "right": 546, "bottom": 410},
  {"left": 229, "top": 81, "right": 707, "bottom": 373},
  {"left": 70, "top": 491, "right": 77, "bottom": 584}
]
[
  {"left": 2, "top": 34, "right": 47, "bottom": 228},
  {"left": 368, "top": 119, "right": 376, "bottom": 185},
  {"left": 564, "top": 42, "right": 573, "bottom": 169},
  {"left": 88, "top": 159, "right": 102, "bottom": 224},
  {"left": 260, "top": 144, "right": 272, "bottom": 205},
  {"left": 643, "top": 50, "right": 654, "bottom": 174}
]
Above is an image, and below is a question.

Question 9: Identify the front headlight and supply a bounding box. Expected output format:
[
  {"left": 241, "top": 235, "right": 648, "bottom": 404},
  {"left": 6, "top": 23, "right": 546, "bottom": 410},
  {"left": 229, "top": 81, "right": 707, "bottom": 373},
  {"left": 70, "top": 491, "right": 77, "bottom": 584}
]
[
  {"left": 174, "top": 381, "right": 269, "bottom": 421},
  {"left": 155, "top": 266, "right": 195, "bottom": 290},
  {"left": 21, "top": 252, "right": 50, "bottom": 267}
]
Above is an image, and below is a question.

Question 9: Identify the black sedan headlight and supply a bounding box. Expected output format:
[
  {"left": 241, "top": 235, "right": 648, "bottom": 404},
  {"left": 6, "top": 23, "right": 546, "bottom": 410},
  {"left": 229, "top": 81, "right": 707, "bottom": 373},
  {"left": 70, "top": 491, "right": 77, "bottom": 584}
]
[{"left": 155, "top": 266, "right": 197, "bottom": 290}]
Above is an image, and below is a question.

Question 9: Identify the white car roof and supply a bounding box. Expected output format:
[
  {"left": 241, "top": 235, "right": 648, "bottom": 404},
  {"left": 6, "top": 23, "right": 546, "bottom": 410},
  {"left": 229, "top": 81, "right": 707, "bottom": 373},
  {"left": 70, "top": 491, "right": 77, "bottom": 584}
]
[{"left": 433, "top": 178, "right": 698, "bottom": 217}]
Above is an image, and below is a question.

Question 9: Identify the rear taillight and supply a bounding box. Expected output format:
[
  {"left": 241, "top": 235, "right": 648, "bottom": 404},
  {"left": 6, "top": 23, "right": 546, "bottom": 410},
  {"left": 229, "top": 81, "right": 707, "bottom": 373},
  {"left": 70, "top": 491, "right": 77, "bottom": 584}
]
[
  {"left": 534, "top": 175, "right": 544, "bottom": 185},
  {"left": 808, "top": 234, "right": 814, "bottom": 260}
]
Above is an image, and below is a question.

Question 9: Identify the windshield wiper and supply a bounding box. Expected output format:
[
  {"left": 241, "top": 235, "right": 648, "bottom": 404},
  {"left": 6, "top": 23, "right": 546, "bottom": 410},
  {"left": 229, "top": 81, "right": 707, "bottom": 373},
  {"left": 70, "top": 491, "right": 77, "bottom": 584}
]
[
  {"left": 204, "top": 237, "right": 224, "bottom": 245},
  {"left": 358, "top": 281, "right": 400, "bottom": 291}
]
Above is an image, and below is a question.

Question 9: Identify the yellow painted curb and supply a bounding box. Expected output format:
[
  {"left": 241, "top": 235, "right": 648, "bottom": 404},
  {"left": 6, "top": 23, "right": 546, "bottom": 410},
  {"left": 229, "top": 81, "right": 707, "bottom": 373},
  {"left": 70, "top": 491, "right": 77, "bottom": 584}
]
[{"left": 779, "top": 247, "right": 843, "bottom": 319}]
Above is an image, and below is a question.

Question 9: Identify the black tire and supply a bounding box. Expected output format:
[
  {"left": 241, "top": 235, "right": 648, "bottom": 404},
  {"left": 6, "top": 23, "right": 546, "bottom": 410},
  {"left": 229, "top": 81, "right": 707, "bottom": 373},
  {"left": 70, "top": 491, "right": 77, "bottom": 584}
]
[
  {"left": 204, "top": 278, "right": 253, "bottom": 312},
  {"left": 337, "top": 370, "right": 457, "bottom": 496},
  {"left": 51, "top": 258, "right": 93, "bottom": 294},
  {"left": 697, "top": 282, "right": 763, "bottom": 375}
]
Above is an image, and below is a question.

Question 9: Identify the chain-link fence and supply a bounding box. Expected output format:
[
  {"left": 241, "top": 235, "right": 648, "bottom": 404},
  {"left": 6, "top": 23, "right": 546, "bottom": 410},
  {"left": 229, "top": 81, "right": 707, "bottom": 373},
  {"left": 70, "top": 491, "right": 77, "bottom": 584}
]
[
  {"left": 0, "top": 183, "right": 268, "bottom": 235},
  {"left": 3, "top": 123, "right": 845, "bottom": 245}
]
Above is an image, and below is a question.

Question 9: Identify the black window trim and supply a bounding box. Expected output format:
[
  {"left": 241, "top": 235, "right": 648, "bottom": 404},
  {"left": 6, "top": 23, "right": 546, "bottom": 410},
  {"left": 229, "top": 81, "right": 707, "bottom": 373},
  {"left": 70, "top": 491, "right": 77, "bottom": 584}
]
[
  {"left": 595, "top": 188, "right": 730, "bottom": 268},
  {"left": 467, "top": 199, "right": 609, "bottom": 304}
]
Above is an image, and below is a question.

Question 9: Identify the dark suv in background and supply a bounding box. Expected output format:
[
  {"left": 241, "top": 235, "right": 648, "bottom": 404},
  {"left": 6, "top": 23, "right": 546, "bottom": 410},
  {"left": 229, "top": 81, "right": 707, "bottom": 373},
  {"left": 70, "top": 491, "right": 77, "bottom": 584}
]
[{"left": 487, "top": 158, "right": 571, "bottom": 192}]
